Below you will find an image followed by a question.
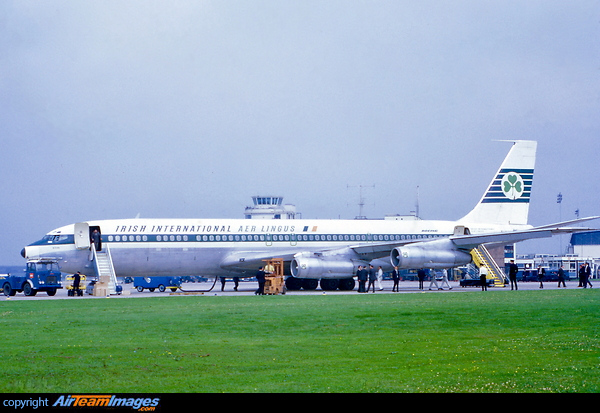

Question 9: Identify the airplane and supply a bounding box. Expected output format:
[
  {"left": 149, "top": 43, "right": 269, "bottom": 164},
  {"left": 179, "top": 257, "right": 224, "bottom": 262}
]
[{"left": 21, "top": 140, "right": 598, "bottom": 291}]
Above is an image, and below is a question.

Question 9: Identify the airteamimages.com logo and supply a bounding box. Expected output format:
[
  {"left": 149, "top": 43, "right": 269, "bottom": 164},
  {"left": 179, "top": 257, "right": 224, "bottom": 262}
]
[
  {"left": 3, "top": 395, "right": 161, "bottom": 411},
  {"left": 53, "top": 395, "right": 160, "bottom": 410}
]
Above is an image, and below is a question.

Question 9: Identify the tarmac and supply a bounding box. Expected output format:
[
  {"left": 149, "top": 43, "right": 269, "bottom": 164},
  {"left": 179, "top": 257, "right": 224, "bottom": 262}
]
[{"left": 1, "top": 277, "right": 592, "bottom": 301}]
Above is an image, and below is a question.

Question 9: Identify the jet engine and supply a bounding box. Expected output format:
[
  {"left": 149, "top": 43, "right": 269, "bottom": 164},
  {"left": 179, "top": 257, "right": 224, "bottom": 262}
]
[
  {"left": 390, "top": 239, "right": 472, "bottom": 269},
  {"left": 291, "top": 256, "right": 357, "bottom": 279}
]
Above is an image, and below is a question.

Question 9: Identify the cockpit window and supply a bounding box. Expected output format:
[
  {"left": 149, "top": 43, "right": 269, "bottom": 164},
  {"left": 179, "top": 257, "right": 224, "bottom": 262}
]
[{"left": 42, "top": 234, "right": 70, "bottom": 243}]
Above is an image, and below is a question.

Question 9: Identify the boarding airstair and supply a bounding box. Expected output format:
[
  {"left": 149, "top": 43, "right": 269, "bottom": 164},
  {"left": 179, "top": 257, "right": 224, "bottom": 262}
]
[
  {"left": 470, "top": 245, "right": 506, "bottom": 287},
  {"left": 92, "top": 245, "right": 119, "bottom": 295}
]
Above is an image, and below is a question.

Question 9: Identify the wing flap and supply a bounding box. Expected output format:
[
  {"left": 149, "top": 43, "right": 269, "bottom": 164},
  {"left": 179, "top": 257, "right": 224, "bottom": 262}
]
[{"left": 220, "top": 251, "right": 297, "bottom": 273}]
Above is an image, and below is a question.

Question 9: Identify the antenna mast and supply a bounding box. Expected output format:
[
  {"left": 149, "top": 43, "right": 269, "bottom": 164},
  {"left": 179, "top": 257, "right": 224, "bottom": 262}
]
[
  {"left": 347, "top": 184, "right": 375, "bottom": 220},
  {"left": 416, "top": 186, "right": 420, "bottom": 219}
]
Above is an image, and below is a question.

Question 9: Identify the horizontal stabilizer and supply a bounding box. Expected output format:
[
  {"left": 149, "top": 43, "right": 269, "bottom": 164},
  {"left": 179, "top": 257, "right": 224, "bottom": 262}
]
[
  {"left": 451, "top": 217, "right": 599, "bottom": 250},
  {"left": 531, "top": 216, "right": 600, "bottom": 230}
]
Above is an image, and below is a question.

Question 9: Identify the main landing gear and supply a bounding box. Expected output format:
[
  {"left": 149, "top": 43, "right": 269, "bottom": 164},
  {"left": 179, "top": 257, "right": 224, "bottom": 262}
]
[{"left": 285, "top": 277, "right": 355, "bottom": 292}]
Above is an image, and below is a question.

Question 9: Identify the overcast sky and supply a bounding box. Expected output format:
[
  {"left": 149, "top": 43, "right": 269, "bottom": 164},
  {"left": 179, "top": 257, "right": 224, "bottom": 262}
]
[{"left": 1, "top": 1, "right": 599, "bottom": 265}]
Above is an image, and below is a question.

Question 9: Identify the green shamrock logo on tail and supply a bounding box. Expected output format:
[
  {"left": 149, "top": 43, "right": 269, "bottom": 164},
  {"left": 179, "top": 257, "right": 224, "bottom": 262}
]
[{"left": 501, "top": 172, "right": 524, "bottom": 200}]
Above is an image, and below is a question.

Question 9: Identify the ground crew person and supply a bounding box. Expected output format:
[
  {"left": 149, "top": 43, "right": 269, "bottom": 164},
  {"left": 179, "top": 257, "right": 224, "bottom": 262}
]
[{"left": 479, "top": 266, "right": 488, "bottom": 291}]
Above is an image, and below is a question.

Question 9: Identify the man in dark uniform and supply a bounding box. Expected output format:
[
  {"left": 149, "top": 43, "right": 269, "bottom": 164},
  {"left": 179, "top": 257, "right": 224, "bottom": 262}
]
[
  {"left": 557, "top": 265, "right": 566, "bottom": 288},
  {"left": 508, "top": 260, "right": 519, "bottom": 290},
  {"left": 578, "top": 263, "right": 585, "bottom": 287},
  {"left": 221, "top": 277, "right": 240, "bottom": 291},
  {"left": 417, "top": 269, "right": 426, "bottom": 290},
  {"left": 91, "top": 229, "right": 101, "bottom": 251},
  {"left": 391, "top": 266, "right": 400, "bottom": 292},
  {"left": 73, "top": 271, "right": 81, "bottom": 296},
  {"left": 255, "top": 267, "right": 266, "bottom": 295},
  {"left": 357, "top": 266, "right": 367, "bottom": 293},
  {"left": 367, "top": 265, "right": 377, "bottom": 293},
  {"left": 584, "top": 262, "right": 593, "bottom": 288}
]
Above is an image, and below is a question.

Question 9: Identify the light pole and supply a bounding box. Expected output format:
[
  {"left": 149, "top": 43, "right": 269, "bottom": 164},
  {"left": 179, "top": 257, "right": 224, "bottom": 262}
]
[{"left": 557, "top": 193, "right": 563, "bottom": 255}]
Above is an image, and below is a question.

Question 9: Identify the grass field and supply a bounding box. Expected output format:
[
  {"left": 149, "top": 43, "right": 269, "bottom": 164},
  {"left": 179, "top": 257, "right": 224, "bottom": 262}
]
[{"left": 1, "top": 289, "right": 599, "bottom": 393}]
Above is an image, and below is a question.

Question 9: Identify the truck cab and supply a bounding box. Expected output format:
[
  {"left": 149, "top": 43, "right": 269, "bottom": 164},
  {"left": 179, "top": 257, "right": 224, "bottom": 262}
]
[{"left": 1, "top": 260, "right": 62, "bottom": 296}]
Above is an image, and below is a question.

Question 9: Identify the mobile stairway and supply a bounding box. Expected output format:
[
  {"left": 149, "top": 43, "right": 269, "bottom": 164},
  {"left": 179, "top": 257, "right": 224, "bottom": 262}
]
[
  {"left": 469, "top": 245, "right": 507, "bottom": 287},
  {"left": 91, "top": 245, "right": 120, "bottom": 295}
]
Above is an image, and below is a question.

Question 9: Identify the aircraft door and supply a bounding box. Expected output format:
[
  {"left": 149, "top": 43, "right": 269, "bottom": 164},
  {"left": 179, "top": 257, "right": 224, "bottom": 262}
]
[
  {"left": 453, "top": 226, "right": 471, "bottom": 236},
  {"left": 74, "top": 223, "right": 90, "bottom": 250},
  {"left": 89, "top": 225, "right": 102, "bottom": 251}
]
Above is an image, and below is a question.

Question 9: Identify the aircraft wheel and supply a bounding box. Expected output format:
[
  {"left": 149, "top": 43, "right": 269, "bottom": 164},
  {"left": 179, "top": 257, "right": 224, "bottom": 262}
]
[
  {"left": 338, "top": 278, "right": 355, "bottom": 291},
  {"left": 320, "top": 279, "right": 339, "bottom": 291},
  {"left": 302, "top": 279, "right": 319, "bottom": 290},
  {"left": 285, "top": 277, "right": 303, "bottom": 291}
]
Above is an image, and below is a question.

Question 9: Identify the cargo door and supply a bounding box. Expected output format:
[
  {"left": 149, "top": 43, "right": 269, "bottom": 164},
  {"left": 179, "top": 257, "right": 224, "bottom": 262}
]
[
  {"left": 74, "top": 222, "right": 90, "bottom": 250},
  {"left": 453, "top": 226, "right": 471, "bottom": 236}
]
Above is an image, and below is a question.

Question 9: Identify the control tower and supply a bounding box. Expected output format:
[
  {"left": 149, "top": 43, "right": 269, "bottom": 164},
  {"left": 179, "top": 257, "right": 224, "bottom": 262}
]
[{"left": 244, "top": 196, "right": 297, "bottom": 219}]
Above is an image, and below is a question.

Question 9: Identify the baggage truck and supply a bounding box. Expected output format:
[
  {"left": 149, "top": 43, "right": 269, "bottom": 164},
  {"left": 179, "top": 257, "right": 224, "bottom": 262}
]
[
  {"left": 133, "top": 276, "right": 181, "bottom": 293},
  {"left": 1, "top": 259, "right": 62, "bottom": 297}
]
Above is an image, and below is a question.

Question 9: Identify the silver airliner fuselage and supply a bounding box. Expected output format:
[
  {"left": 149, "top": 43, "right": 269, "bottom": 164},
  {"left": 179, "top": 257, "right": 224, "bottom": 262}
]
[{"left": 22, "top": 217, "right": 523, "bottom": 279}]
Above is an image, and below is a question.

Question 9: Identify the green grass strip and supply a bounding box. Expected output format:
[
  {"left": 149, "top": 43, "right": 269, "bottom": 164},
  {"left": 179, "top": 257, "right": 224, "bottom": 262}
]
[{"left": 1, "top": 289, "right": 599, "bottom": 392}]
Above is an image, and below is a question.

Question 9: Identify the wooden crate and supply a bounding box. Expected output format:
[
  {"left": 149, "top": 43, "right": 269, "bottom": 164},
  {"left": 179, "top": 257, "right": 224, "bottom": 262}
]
[{"left": 264, "top": 275, "right": 284, "bottom": 295}]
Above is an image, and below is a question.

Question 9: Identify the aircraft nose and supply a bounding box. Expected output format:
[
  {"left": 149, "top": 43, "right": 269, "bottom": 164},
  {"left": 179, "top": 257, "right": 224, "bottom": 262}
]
[{"left": 21, "top": 248, "right": 26, "bottom": 258}]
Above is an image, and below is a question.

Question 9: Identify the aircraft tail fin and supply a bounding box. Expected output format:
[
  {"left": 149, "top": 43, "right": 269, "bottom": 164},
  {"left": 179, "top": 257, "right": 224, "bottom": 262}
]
[{"left": 460, "top": 140, "right": 537, "bottom": 226}]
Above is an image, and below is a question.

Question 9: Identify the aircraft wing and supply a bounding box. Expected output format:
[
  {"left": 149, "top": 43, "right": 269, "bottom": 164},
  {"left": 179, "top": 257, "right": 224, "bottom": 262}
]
[
  {"left": 349, "top": 240, "right": 413, "bottom": 259},
  {"left": 220, "top": 217, "right": 599, "bottom": 273},
  {"left": 350, "top": 217, "right": 600, "bottom": 261}
]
